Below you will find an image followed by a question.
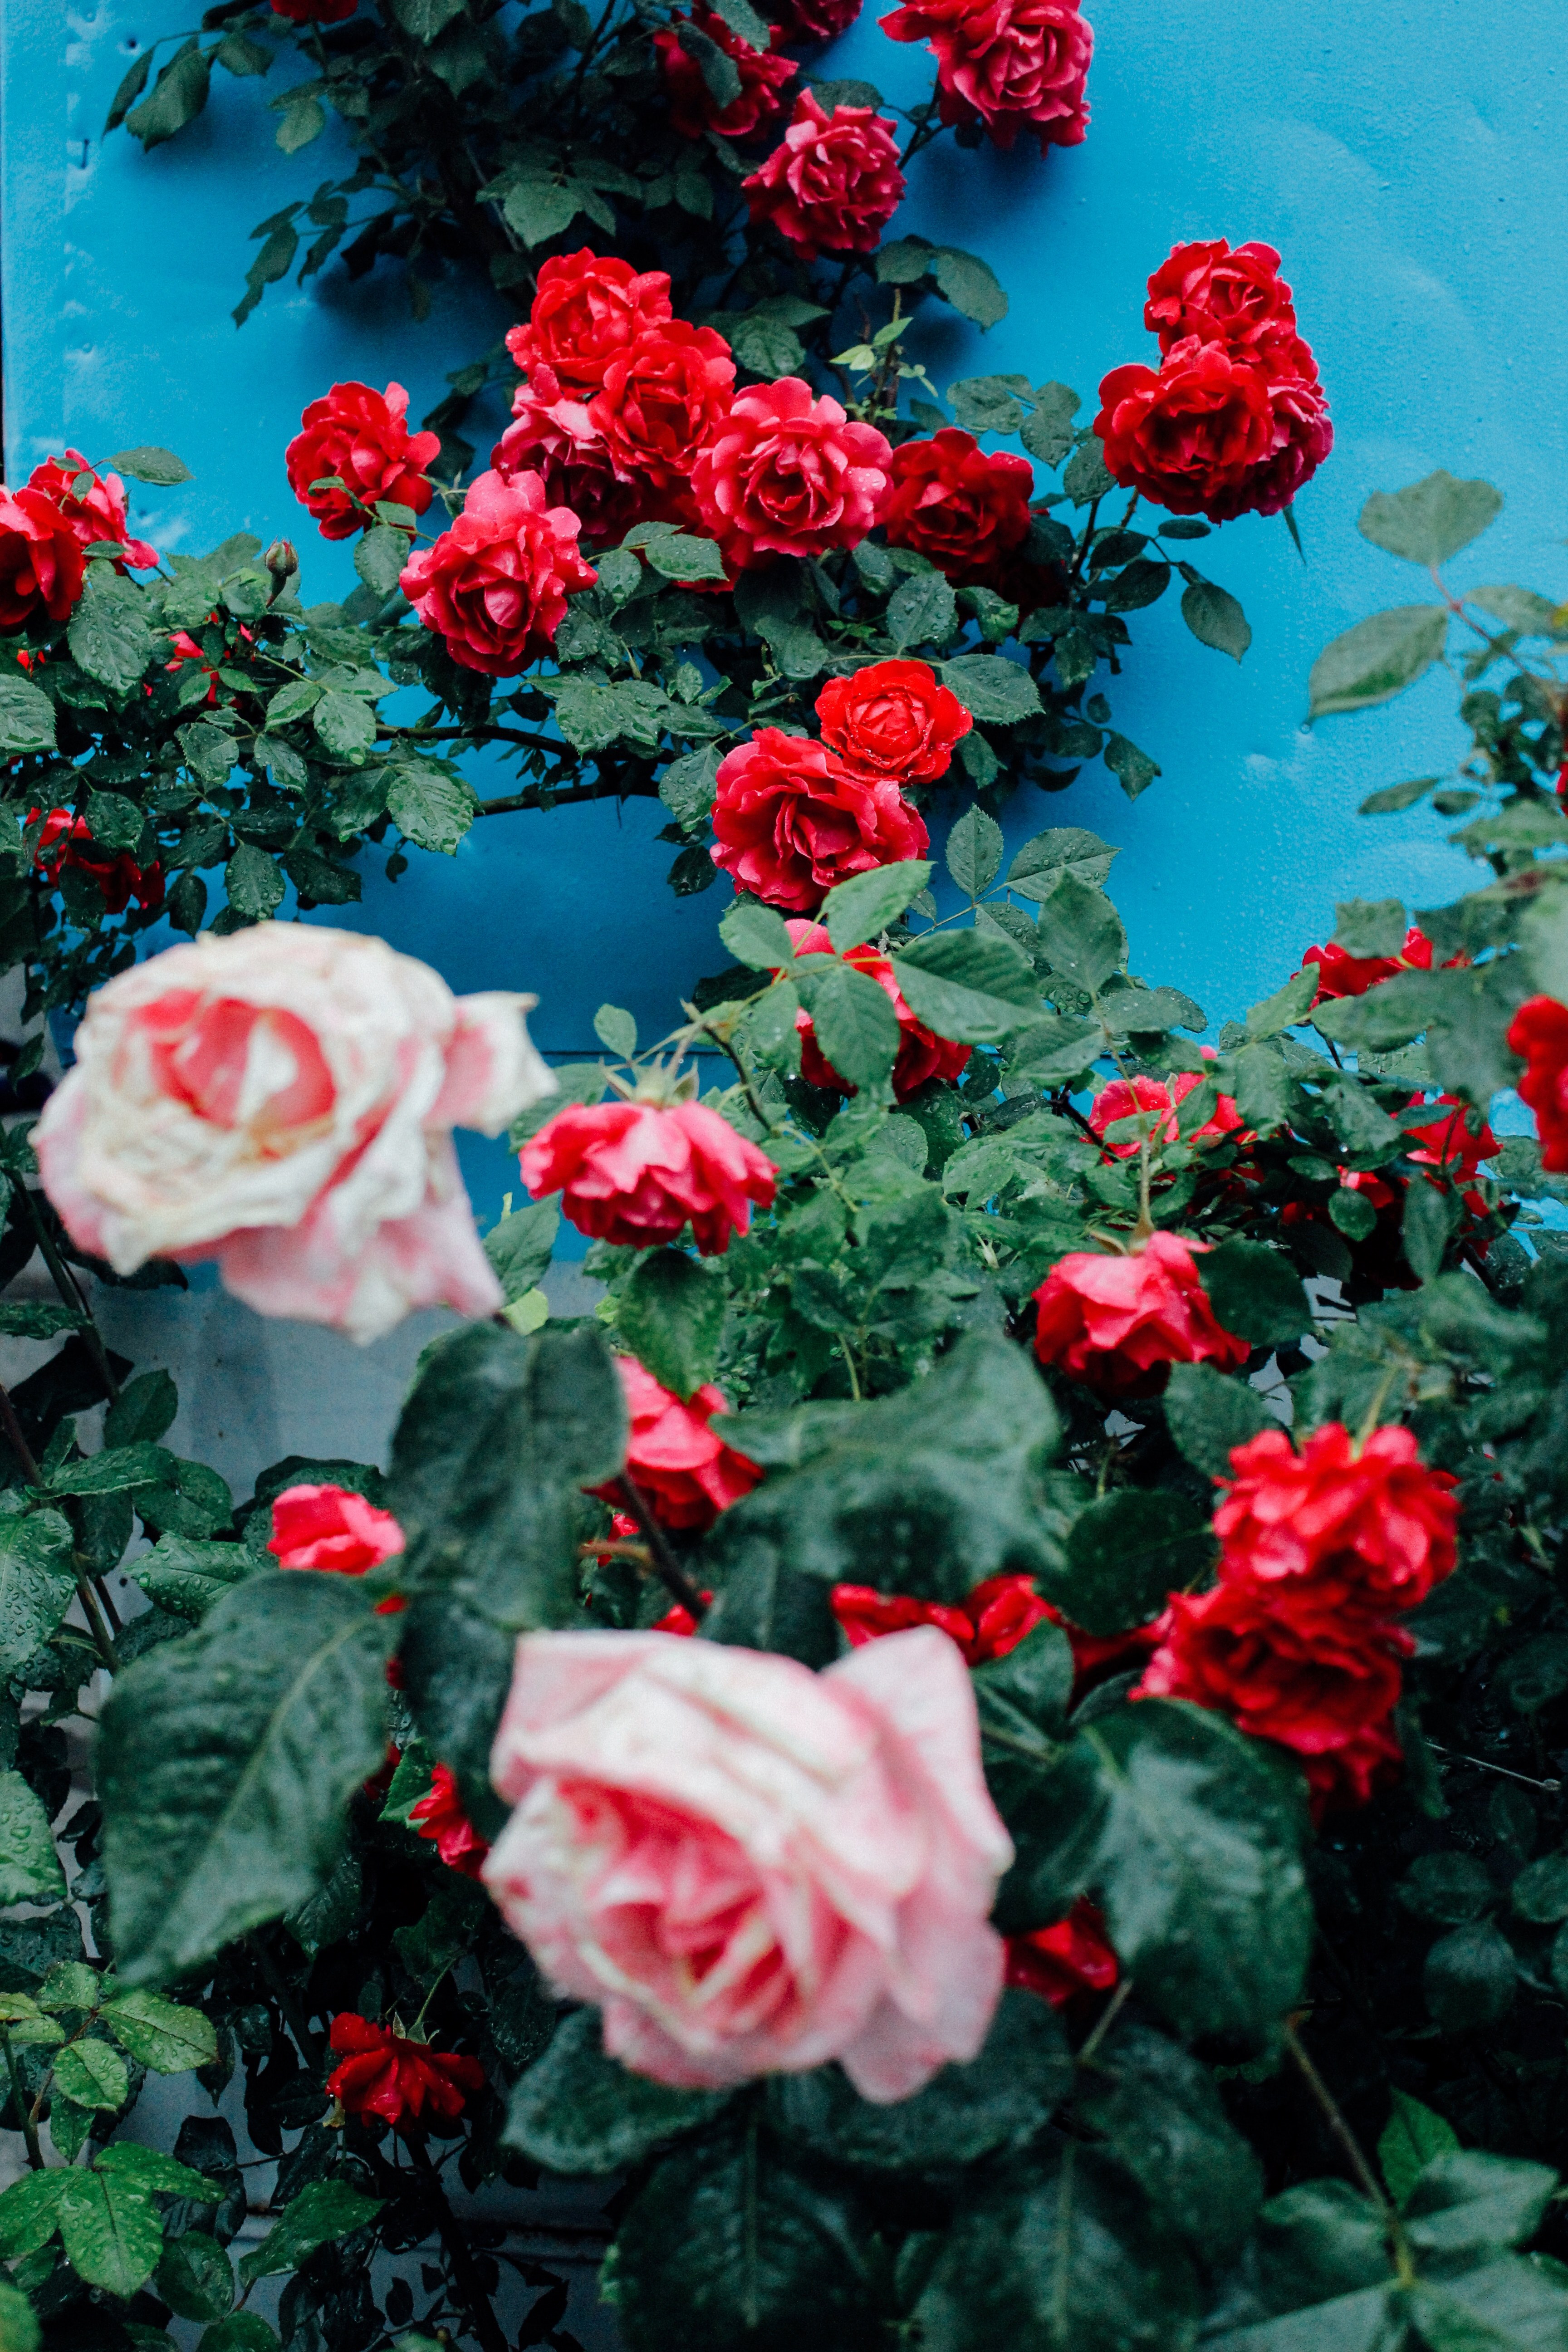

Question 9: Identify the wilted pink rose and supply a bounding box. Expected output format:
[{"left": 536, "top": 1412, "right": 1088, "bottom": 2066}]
[
  {"left": 692, "top": 378, "right": 891, "bottom": 570},
  {"left": 34, "top": 925, "right": 555, "bottom": 1343},
  {"left": 484, "top": 1624, "right": 1013, "bottom": 2098},
  {"left": 743, "top": 93, "right": 906, "bottom": 261},
  {"left": 491, "top": 367, "right": 647, "bottom": 545},
  {"left": 401, "top": 468, "right": 596, "bottom": 676}
]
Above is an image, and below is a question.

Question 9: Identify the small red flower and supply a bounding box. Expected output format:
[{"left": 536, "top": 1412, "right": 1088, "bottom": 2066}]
[
  {"left": 326, "top": 2014, "right": 484, "bottom": 2127},
  {"left": 831, "top": 1572, "right": 1049, "bottom": 1666},
  {"left": 30, "top": 808, "right": 162, "bottom": 916},
  {"left": 711, "top": 729, "right": 929, "bottom": 912},
  {"left": 785, "top": 919, "right": 971, "bottom": 1099},
  {"left": 1212, "top": 1423, "right": 1459, "bottom": 1620},
  {"left": 27, "top": 453, "right": 158, "bottom": 571},
  {"left": 400, "top": 468, "right": 596, "bottom": 677},
  {"left": 692, "top": 378, "right": 891, "bottom": 572},
  {"left": 409, "top": 1764, "right": 490, "bottom": 1881},
  {"left": 1509, "top": 994, "right": 1568, "bottom": 1173},
  {"left": 655, "top": 8, "right": 797, "bottom": 138},
  {"left": 588, "top": 1357, "right": 761, "bottom": 1532},
  {"left": 270, "top": 1483, "right": 406, "bottom": 1615},
  {"left": 743, "top": 92, "right": 906, "bottom": 261},
  {"left": 505, "top": 250, "right": 674, "bottom": 393},
  {"left": 652, "top": 1589, "right": 716, "bottom": 1635},
  {"left": 1089, "top": 1055, "right": 1242, "bottom": 1156},
  {"left": 877, "top": 430, "right": 1035, "bottom": 589},
  {"left": 520, "top": 1098, "right": 777, "bottom": 1255},
  {"left": 588, "top": 325, "right": 737, "bottom": 519},
  {"left": 1302, "top": 926, "right": 1440, "bottom": 1003},
  {"left": 0, "top": 488, "right": 86, "bottom": 628},
  {"left": 1033, "top": 1232, "right": 1250, "bottom": 1399},
  {"left": 284, "top": 381, "right": 439, "bottom": 542},
  {"left": 816, "top": 659, "right": 971, "bottom": 785},
  {"left": 878, "top": 0, "right": 1092, "bottom": 153},
  {"left": 1402, "top": 1094, "right": 1499, "bottom": 1196},
  {"left": 1005, "top": 1899, "right": 1118, "bottom": 2005}
]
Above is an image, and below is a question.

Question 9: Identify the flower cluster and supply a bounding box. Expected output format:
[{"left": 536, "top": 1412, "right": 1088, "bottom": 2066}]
[
  {"left": 1139, "top": 1423, "right": 1459, "bottom": 1811},
  {"left": 0, "top": 452, "right": 157, "bottom": 630},
  {"left": 880, "top": 0, "right": 1093, "bottom": 155},
  {"left": 1096, "top": 239, "right": 1332, "bottom": 522}
]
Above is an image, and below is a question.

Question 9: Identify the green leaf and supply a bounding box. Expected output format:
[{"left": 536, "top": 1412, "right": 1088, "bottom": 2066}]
[
  {"left": 617, "top": 1250, "right": 727, "bottom": 1400},
  {"left": 126, "top": 1534, "right": 255, "bottom": 1623},
  {"left": 720, "top": 900, "right": 796, "bottom": 972},
  {"left": 0, "top": 676, "right": 58, "bottom": 757},
  {"left": 157, "top": 2228, "right": 235, "bottom": 2323},
  {"left": 888, "top": 571, "right": 958, "bottom": 652},
  {"left": 1181, "top": 577, "right": 1251, "bottom": 662},
  {"left": 102, "top": 1988, "right": 219, "bottom": 2073},
  {"left": 1007, "top": 826, "right": 1119, "bottom": 902},
  {"left": 1075, "top": 2020, "right": 1264, "bottom": 2259},
  {"left": 0, "top": 1501, "right": 79, "bottom": 1678},
  {"left": 505, "top": 2009, "right": 730, "bottom": 2174},
  {"left": 1035, "top": 872, "right": 1127, "bottom": 998},
  {"left": 68, "top": 568, "right": 155, "bottom": 693},
  {"left": 1200, "top": 1240, "right": 1310, "bottom": 1350},
  {"left": 392, "top": 0, "right": 465, "bottom": 35},
  {"left": 265, "top": 678, "right": 322, "bottom": 728},
  {"left": 484, "top": 1198, "right": 559, "bottom": 1305},
  {"left": 1308, "top": 606, "right": 1449, "bottom": 719},
  {"left": 1511, "top": 1851, "right": 1568, "bottom": 1924},
  {"left": 0, "top": 2171, "right": 67, "bottom": 2261},
  {"left": 1333, "top": 897, "right": 1408, "bottom": 958},
  {"left": 644, "top": 535, "right": 728, "bottom": 583},
  {"left": 98, "top": 1573, "right": 389, "bottom": 1984},
  {"left": 1103, "top": 732, "right": 1162, "bottom": 800},
  {"left": 199, "top": 2318, "right": 282, "bottom": 2352},
  {"left": 821, "top": 860, "right": 931, "bottom": 952},
  {"left": 502, "top": 176, "right": 583, "bottom": 245},
  {"left": 1021, "top": 381, "right": 1081, "bottom": 468},
  {"left": 1467, "top": 584, "right": 1562, "bottom": 636},
  {"left": 97, "top": 2143, "right": 221, "bottom": 2200},
  {"left": 314, "top": 690, "right": 378, "bottom": 760},
  {"left": 1410, "top": 2255, "right": 1568, "bottom": 2352},
  {"left": 354, "top": 524, "right": 410, "bottom": 597},
  {"left": 238, "top": 2180, "right": 384, "bottom": 2284},
  {"left": 876, "top": 235, "right": 934, "bottom": 285},
  {"left": 1403, "top": 1176, "right": 1460, "bottom": 1282},
  {"left": 214, "top": 30, "right": 273, "bottom": 74},
  {"left": 387, "top": 766, "right": 479, "bottom": 855},
  {"left": 710, "top": 1331, "right": 1059, "bottom": 1605},
  {"left": 53, "top": 2034, "right": 128, "bottom": 2112},
  {"left": 275, "top": 93, "right": 325, "bottom": 152},
  {"left": 48, "top": 1441, "right": 174, "bottom": 1496},
  {"left": 806, "top": 960, "right": 901, "bottom": 1091},
  {"left": 941, "top": 653, "right": 1043, "bottom": 725},
  {"left": 1162, "top": 1362, "right": 1273, "bottom": 1480},
  {"left": 104, "top": 47, "right": 153, "bottom": 131},
  {"left": 947, "top": 808, "right": 1005, "bottom": 898},
  {"left": 107, "top": 443, "right": 192, "bottom": 488},
  {"left": 1357, "top": 471, "right": 1503, "bottom": 565},
  {"left": 0, "top": 2280, "right": 38, "bottom": 2352},
  {"left": 126, "top": 39, "right": 210, "bottom": 148},
  {"left": 916, "top": 2144, "right": 1200, "bottom": 2352},
  {"left": 1378, "top": 2091, "right": 1461, "bottom": 2209},
  {"left": 0, "top": 1772, "right": 66, "bottom": 1908},
  {"left": 946, "top": 373, "right": 1031, "bottom": 436},
  {"left": 1055, "top": 1490, "right": 1215, "bottom": 1635},
  {"left": 893, "top": 930, "right": 1039, "bottom": 1042},
  {"left": 225, "top": 843, "right": 284, "bottom": 921},
  {"left": 611, "top": 2117, "right": 876, "bottom": 2352},
  {"left": 37, "top": 1963, "right": 101, "bottom": 2014},
  {"left": 1425, "top": 1921, "right": 1516, "bottom": 2032},
  {"left": 1246, "top": 962, "right": 1319, "bottom": 1041},
  {"left": 105, "top": 1369, "right": 179, "bottom": 1448},
  {"left": 58, "top": 2164, "right": 161, "bottom": 2298},
  {"left": 932, "top": 245, "right": 1008, "bottom": 328},
  {"left": 1403, "top": 2151, "right": 1555, "bottom": 2257}
]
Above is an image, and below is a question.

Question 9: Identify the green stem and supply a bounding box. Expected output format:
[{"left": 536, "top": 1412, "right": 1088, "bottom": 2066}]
[
  {"left": 1284, "top": 2015, "right": 1412, "bottom": 2281},
  {"left": 2, "top": 2029, "right": 44, "bottom": 2171},
  {"left": 613, "top": 1475, "right": 709, "bottom": 1621},
  {"left": 1073, "top": 1975, "right": 1132, "bottom": 2068},
  {"left": 249, "top": 1932, "right": 323, "bottom": 2069},
  {"left": 405, "top": 2128, "right": 510, "bottom": 2352},
  {"left": 18, "top": 1186, "right": 122, "bottom": 1408}
]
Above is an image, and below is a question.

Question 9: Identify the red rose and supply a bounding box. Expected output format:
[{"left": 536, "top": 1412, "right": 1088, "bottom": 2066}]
[
  {"left": 0, "top": 488, "right": 86, "bottom": 628},
  {"left": 652, "top": 1590, "right": 715, "bottom": 1634},
  {"left": 1144, "top": 239, "right": 1303, "bottom": 364},
  {"left": 742, "top": 92, "right": 906, "bottom": 261},
  {"left": 655, "top": 9, "right": 796, "bottom": 139},
  {"left": 1138, "top": 1582, "right": 1407, "bottom": 1808},
  {"left": 831, "top": 1572, "right": 1049, "bottom": 1665},
  {"left": 878, "top": 0, "right": 1091, "bottom": 152},
  {"left": 1303, "top": 925, "right": 1439, "bottom": 1002},
  {"left": 505, "top": 250, "right": 674, "bottom": 393},
  {"left": 1094, "top": 340, "right": 1276, "bottom": 521},
  {"left": 1213, "top": 1423, "right": 1458, "bottom": 1619},
  {"left": 878, "top": 430, "right": 1034, "bottom": 588},
  {"left": 409, "top": 1763, "right": 490, "bottom": 1881},
  {"left": 1032, "top": 1231, "right": 1250, "bottom": 1399},
  {"left": 771, "top": 0, "right": 862, "bottom": 36},
  {"left": 492, "top": 367, "right": 647, "bottom": 545},
  {"left": 692, "top": 378, "right": 890, "bottom": 571},
  {"left": 519, "top": 1097, "right": 777, "bottom": 1254},
  {"left": 784, "top": 918, "right": 971, "bottom": 1098},
  {"left": 27, "top": 454, "right": 158, "bottom": 571},
  {"left": 1089, "top": 1055, "right": 1242, "bottom": 1157},
  {"left": 711, "top": 729, "right": 930, "bottom": 912},
  {"left": 588, "top": 1357, "right": 761, "bottom": 1531},
  {"left": 273, "top": 0, "right": 356, "bottom": 18},
  {"left": 1402, "top": 1094, "right": 1499, "bottom": 1193},
  {"left": 816, "top": 658, "right": 971, "bottom": 784},
  {"left": 588, "top": 325, "right": 737, "bottom": 518},
  {"left": 400, "top": 468, "right": 596, "bottom": 677},
  {"left": 30, "top": 808, "right": 162, "bottom": 916},
  {"left": 285, "top": 380, "right": 439, "bottom": 542},
  {"left": 326, "top": 2014, "right": 484, "bottom": 2127},
  {"left": 1508, "top": 995, "right": 1568, "bottom": 1173},
  {"left": 269, "top": 1482, "right": 405, "bottom": 1575},
  {"left": 1005, "top": 1899, "right": 1118, "bottom": 2005},
  {"left": 1245, "top": 364, "right": 1333, "bottom": 518}
]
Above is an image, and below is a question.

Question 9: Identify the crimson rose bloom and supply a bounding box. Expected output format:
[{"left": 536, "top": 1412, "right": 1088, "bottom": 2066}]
[
  {"left": 1145, "top": 239, "right": 1303, "bottom": 363},
  {"left": 1006, "top": 1900, "right": 1118, "bottom": 2006},
  {"left": 1245, "top": 365, "right": 1334, "bottom": 517},
  {"left": 1508, "top": 995, "right": 1568, "bottom": 1172},
  {"left": 1403, "top": 1094, "right": 1499, "bottom": 1196},
  {"left": 692, "top": 378, "right": 890, "bottom": 571},
  {"left": 831, "top": 1572, "right": 1049, "bottom": 1666},
  {"left": 1213, "top": 1423, "right": 1459, "bottom": 1620},
  {"left": 588, "top": 1357, "right": 761, "bottom": 1531},
  {"left": 505, "top": 250, "right": 673, "bottom": 392},
  {"left": 0, "top": 488, "right": 85, "bottom": 628},
  {"left": 492, "top": 368, "right": 646, "bottom": 545},
  {"left": 785, "top": 919, "right": 971, "bottom": 1098},
  {"left": 878, "top": 430, "right": 1034, "bottom": 588},
  {"left": 1303, "top": 925, "right": 1440, "bottom": 1003},
  {"left": 1095, "top": 338, "right": 1275, "bottom": 521},
  {"left": 520, "top": 1097, "right": 777, "bottom": 1254},
  {"left": 27, "top": 454, "right": 157, "bottom": 570},
  {"left": 879, "top": 0, "right": 1091, "bottom": 152},
  {"left": 817, "top": 659, "right": 971, "bottom": 784},
  {"left": 589, "top": 325, "right": 736, "bottom": 514},
  {"left": 655, "top": 9, "right": 796, "bottom": 138},
  {"left": 771, "top": 0, "right": 862, "bottom": 36},
  {"left": 326, "top": 2014, "right": 484, "bottom": 2126},
  {"left": 711, "top": 730, "right": 929, "bottom": 911},
  {"left": 400, "top": 469, "right": 596, "bottom": 677},
  {"left": 409, "top": 1764, "right": 490, "bottom": 1881},
  {"left": 285, "top": 381, "right": 439, "bottom": 541},
  {"left": 1090, "top": 1056, "right": 1242, "bottom": 1156},
  {"left": 30, "top": 808, "right": 161, "bottom": 916},
  {"left": 269, "top": 1482, "right": 405, "bottom": 1575},
  {"left": 1033, "top": 1231, "right": 1250, "bottom": 1399},
  {"left": 743, "top": 93, "right": 906, "bottom": 261}
]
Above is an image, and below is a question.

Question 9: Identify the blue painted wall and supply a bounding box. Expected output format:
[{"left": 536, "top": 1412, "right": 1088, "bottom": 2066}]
[{"left": 5, "top": 0, "right": 1568, "bottom": 1218}]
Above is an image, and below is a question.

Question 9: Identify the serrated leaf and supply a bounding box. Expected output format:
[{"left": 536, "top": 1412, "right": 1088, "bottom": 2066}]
[
  {"left": 54, "top": 2034, "right": 128, "bottom": 2112},
  {"left": 941, "top": 652, "right": 1042, "bottom": 725},
  {"left": 68, "top": 568, "right": 155, "bottom": 693},
  {"left": 0, "top": 1503, "right": 80, "bottom": 1678},
  {"left": 1308, "top": 606, "right": 1448, "bottom": 720},
  {"left": 806, "top": 960, "right": 901, "bottom": 1092},
  {"left": 225, "top": 842, "right": 284, "bottom": 921},
  {"left": 947, "top": 807, "right": 1004, "bottom": 898},
  {"left": 108, "top": 445, "right": 192, "bottom": 487},
  {"left": 506, "top": 2007, "right": 730, "bottom": 2173},
  {"left": 239, "top": 2180, "right": 384, "bottom": 2283},
  {"left": 932, "top": 246, "right": 1007, "bottom": 328},
  {"left": 275, "top": 95, "right": 325, "bottom": 153},
  {"left": 1034, "top": 871, "right": 1127, "bottom": 998},
  {"left": 821, "top": 859, "right": 931, "bottom": 952},
  {"left": 1162, "top": 1362, "right": 1272, "bottom": 1480},
  {"left": 720, "top": 900, "right": 796, "bottom": 971},
  {"left": 126, "top": 39, "right": 209, "bottom": 149},
  {"left": 1378, "top": 2089, "right": 1460, "bottom": 2208},
  {"left": 386, "top": 766, "right": 478, "bottom": 855},
  {"left": 1357, "top": 471, "right": 1503, "bottom": 566},
  {"left": 0, "top": 676, "right": 57, "bottom": 757},
  {"left": 102, "top": 1988, "right": 219, "bottom": 2073},
  {"left": 354, "top": 524, "right": 409, "bottom": 597},
  {"left": 502, "top": 177, "right": 582, "bottom": 247},
  {"left": 893, "top": 929, "right": 1040, "bottom": 1042},
  {"left": 617, "top": 1250, "right": 728, "bottom": 1399},
  {"left": 888, "top": 571, "right": 957, "bottom": 652},
  {"left": 58, "top": 2165, "right": 161, "bottom": 2297},
  {"left": 0, "top": 1773, "right": 65, "bottom": 1909}
]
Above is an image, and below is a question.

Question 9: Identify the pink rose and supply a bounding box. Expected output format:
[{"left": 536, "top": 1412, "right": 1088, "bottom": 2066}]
[
  {"left": 692, "top": 378, "right": 891, "bottom": 571},
  {"left": 34, "top": 925, "right": 555, "bottom": 1343},
  {"left": 743, "top": 93, "right": 906, "bottom": 262},
  {"left": 399, "top": 468, "right": 597, "bottom": 677},
  {"left": 269, "top": 1484, "right": 405, "bottom": 1575},
  {"left": 484, "top": 1624, "right": 1013, "bottom": 2099},
  {"left": 711, "top": 728, "right": 930, "bottom": 911}
]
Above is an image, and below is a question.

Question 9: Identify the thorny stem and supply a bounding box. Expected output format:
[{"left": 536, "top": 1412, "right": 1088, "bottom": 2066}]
[
  {"left": 613, "top": 1475, "right": 710, "bottom": 1621},
  {"left": 1284, "top": 2015, "right": 1414, "bottom": 2282},
  {"left": 1, "top": 2028, "right": 44, "bottom": 2171},
  {"left": 0, "top": 1379, "right": 43, "bottom": 1487}
]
